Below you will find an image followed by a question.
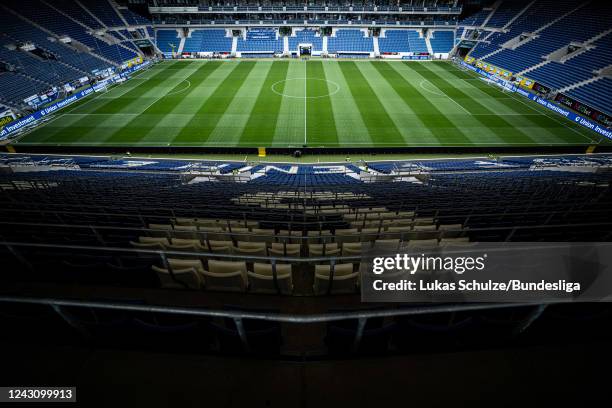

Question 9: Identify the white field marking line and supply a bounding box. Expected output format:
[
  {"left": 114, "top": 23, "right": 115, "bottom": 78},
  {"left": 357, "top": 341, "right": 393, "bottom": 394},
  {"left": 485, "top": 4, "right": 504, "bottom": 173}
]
[
  {"left": 165, "top": 79, "right": 191, "bottom": 97},
  {"left": 304, "top": 60, "right": 307, "bottom": 145},
  {"left": 418, "top": 79, "right": 472, "bottom": 115},
  {"left": 461, "top": 68, "right": 598, "bottom": 144},
  {"left": 15, "top": 141, "right": 597, "bottom": 147},
  {"left": 12, "top": 113, "right": 67, "bottom": 140},
  {"left": 14, "top": 65, "right": 166, "bottom": 141},
  {"left": 270, "top": 78, "right": 340, "bottom": 99},
  {"left": 505, "top": 90, "right": 597, "bottom": 144},
  {"left": 12, "top": 84, "right": 119, "bottom": 140},
  {"left": 63, "top": 113, "right": 139, "bottom": 116},
  {"left": 135, "top": 78, "right": 193, "bottom": 114},
  {"left": 471, "top": 113, "right": 543, "bottom": 116},
  {"left": 61, "top": 112, "right": 541, "bottom": 117}
]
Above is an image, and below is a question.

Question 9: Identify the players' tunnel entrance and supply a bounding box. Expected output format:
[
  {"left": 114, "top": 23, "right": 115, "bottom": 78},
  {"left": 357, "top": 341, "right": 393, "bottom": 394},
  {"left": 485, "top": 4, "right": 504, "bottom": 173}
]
[{"left": 299, "top": 45, "right": 312, "bottom": 56}]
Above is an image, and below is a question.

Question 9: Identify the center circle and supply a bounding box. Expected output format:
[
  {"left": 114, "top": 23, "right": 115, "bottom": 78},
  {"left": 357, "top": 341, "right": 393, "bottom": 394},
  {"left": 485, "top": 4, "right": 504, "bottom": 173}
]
[{"left": 271, "top": 78, "right": 340, "bottom": 99}]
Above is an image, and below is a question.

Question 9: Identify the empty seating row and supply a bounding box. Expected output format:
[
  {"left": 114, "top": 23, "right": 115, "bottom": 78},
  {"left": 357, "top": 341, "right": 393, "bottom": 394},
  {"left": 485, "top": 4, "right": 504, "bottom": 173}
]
[
  {"left": 153, "top": 258, "right": 359, "bottom": 295},
  {"left": 183, "top": 30, "right": 233, "bottom": 53},
  {"left": 328, "top": 30, "right": 374, "bottom": 53},
  {"left": 131, "top": 235, "right": 471, "bottom": 256},
  {"left": 288, "top": 29, "right": 323, "bottom": 52}
]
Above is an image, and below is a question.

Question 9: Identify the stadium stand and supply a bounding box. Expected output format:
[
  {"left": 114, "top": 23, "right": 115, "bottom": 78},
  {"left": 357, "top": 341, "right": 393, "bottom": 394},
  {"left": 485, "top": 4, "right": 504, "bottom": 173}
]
[
  {"left": 484, "top": 0, "right": 532, "bottom": 28},
  {"left": 183, "top": 29, "right": 233, "bottom": 53},
  {"left": 378, "top": 30, "right": 412, "bottom": 53},
  {"left": 53, "top": 0, "right": 104, "bottom": 30},
  {"left": 460, "top": 8, "right": 490, "bottom": 27},
  {"left": 466, "top": 0, "right": 579, "bottom": 60},
  {"left": 156, "top": 29, "right": 179, "bottom": 56},
  {"left": 288, "top": 29, "right": 323, "bottom": 53},
  {"left": 120, "top": 8, "right": 151, "bottom": 26},
  {"left": 79, "top": 0, "right": 125, "bottom": 28},
  {"left": 237, "top": 29, "right": 283, "bottom": 54},
  {"left": 567, "top": 78, "right": 612, "bottom": 117},
  {"left": 328, "top": 29, "right": 374, "bottom": 53},
  {"left": 0, "top": 72, "right": 49, "bottom": 106},
  {"left": 429, "top": 30, "right": 454, "bottom": 53},
  {"left": 378, "top": 30, "right": 428, "bottom": 54},
  {"left": 4, "top": 0, "right": 139, "bottom": 65},
  {"left": 462, "top": 0, "right": 612, "bottom": 117},
  {"left": 1, "top": 3, "right": 612, "bottom": 400},
  {"left": 0, "top": 13, "right": 106, "bottom": 78},
  {"left": 483, "top": 4, "right": 612, "bottom": 74}
]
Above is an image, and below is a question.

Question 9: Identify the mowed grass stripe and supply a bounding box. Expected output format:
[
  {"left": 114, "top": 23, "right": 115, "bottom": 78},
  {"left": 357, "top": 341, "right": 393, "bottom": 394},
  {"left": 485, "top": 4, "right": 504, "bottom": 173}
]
[
  {"left": 103, "top": 62, "right": 223, "bottom": 144},
  {"left": 434, "top": 62, "right": 596, "bottom": 144},
  {"left": 306, "top": 61, "right": 338, "bottom": 145},
  {"left": 434, "top": 62, "right": 538, "bottom": 114},
  {"left": 408, "top": 62, "right": 539, "bottom": 144},
  {"left": 137, "top": 63, "right": 242, "bottom": 144},
  {"left": 39, "top": 62, "right": 197, "bottom": 145},
  {"left": 239, "top": 61, "right": 289, "bottom": 146},
  {"left": 338, "top": 61, "right": 404, "bottom": 145},
  {"left": 18, "top": 62, "right": 179, "bottom": 144},
  {"left": 172, "top": 61, "right": 256, "bottom": 145},
  {"left": 61, "top": 63, "right": 172, "bottom": 116},
  {"left": 375, "top": 62, "right": 472, "bottom": 144},
  {"left": 26, "top": 64, "right": 188, "bottom": 144},
  {"left": 321, "top": 61, "right": 372, "bottom": 144},
  {"left": 63, "top": 63, "right": 169, "bottom": 116},
  {"left": 273, "top": 62, "right": 306, "bottom": 145},
  {"left": 93, "top": 62, "right": 191, "bottom": 114},
  {"left": 207, "top": 61, "right": 274, "bottom": 144}
]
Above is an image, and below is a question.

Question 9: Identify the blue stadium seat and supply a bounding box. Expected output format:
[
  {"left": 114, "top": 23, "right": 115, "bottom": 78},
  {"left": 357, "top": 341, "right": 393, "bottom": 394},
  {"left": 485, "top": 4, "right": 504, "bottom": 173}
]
[
  {"left": 328, "top": 30, "right": 373, "bottom": 53},
  {"left": 183, "top": 30, "right": 232, "bottom": 53},
  {"left": 429, "top": 31, "right": 454, "bottom": 53},
  {"left": 288, "top": 29, "right": 323, "bottom": 52}
]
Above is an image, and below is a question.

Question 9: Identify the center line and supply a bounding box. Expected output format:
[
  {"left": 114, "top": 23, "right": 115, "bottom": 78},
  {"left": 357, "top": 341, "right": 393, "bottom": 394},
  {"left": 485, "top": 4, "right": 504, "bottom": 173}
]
[{"left": 304, "top": 60, "right": 307, "bottom": 146}]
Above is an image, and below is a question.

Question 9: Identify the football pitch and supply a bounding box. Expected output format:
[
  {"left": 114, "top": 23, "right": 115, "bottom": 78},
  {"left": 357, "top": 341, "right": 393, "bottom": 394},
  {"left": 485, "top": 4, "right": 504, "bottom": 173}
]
[{"left": 14, "top": 59, "right": 606, "bottom": 148}]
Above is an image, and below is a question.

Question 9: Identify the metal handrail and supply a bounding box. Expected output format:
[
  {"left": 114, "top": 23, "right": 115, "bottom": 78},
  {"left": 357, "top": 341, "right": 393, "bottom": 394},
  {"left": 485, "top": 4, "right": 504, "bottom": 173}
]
[
  {"left": 0, "top": 204, "right": 609, "bottom": 231},
  {"left": 0, "top": 241, "right": 363, "bottom": 263},
  {"left": 0, "top": 295, "right": 558, "bottom": 323},
  {"left": 1, "top": 219, "right": 611, "bottom": 243}
]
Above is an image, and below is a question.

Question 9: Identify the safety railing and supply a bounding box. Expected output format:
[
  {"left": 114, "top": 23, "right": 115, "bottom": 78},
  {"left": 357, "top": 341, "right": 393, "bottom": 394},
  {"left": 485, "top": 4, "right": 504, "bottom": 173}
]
[{"left": 0, "top": 294, "right": 550, "bottom": 354}]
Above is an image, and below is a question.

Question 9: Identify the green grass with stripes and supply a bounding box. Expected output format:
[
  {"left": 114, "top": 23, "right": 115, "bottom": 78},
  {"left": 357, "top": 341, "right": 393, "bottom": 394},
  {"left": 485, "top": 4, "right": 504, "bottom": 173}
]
[{"left": 15, "top": 60, "right": 605, "bottom": 148}]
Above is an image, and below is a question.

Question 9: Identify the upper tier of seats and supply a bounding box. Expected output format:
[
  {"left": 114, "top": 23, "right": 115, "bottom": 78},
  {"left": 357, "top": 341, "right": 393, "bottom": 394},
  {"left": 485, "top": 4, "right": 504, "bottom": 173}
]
[
  {"left": 120, "top": 8, "right": 150, "bottom": 26},
  {"left": 483, "top": 3, "right": 612, "bottom": 74},
  {"left": 0, "top": 12, "right": 107, "bottom": 78},
  {"left": 6, "top": 0, "right": 140, "bottom": 64},
  {"left": 466, "top": 0, "right": 579, "bottom": 60},
  {"left": 461, "top": 9, "right": 489, "bottom": 27},
  {"left": 79, "top": 0, "right": 125, "bottom": 28},
  {"left": 485, "top": 0, "right": 531, "bottom": 28},
  {"left": 462, "top": 0, "right": 612, "bottom": 116},
  {"left": 0, "top": 0, "right": 155, "bottom": 107}
]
